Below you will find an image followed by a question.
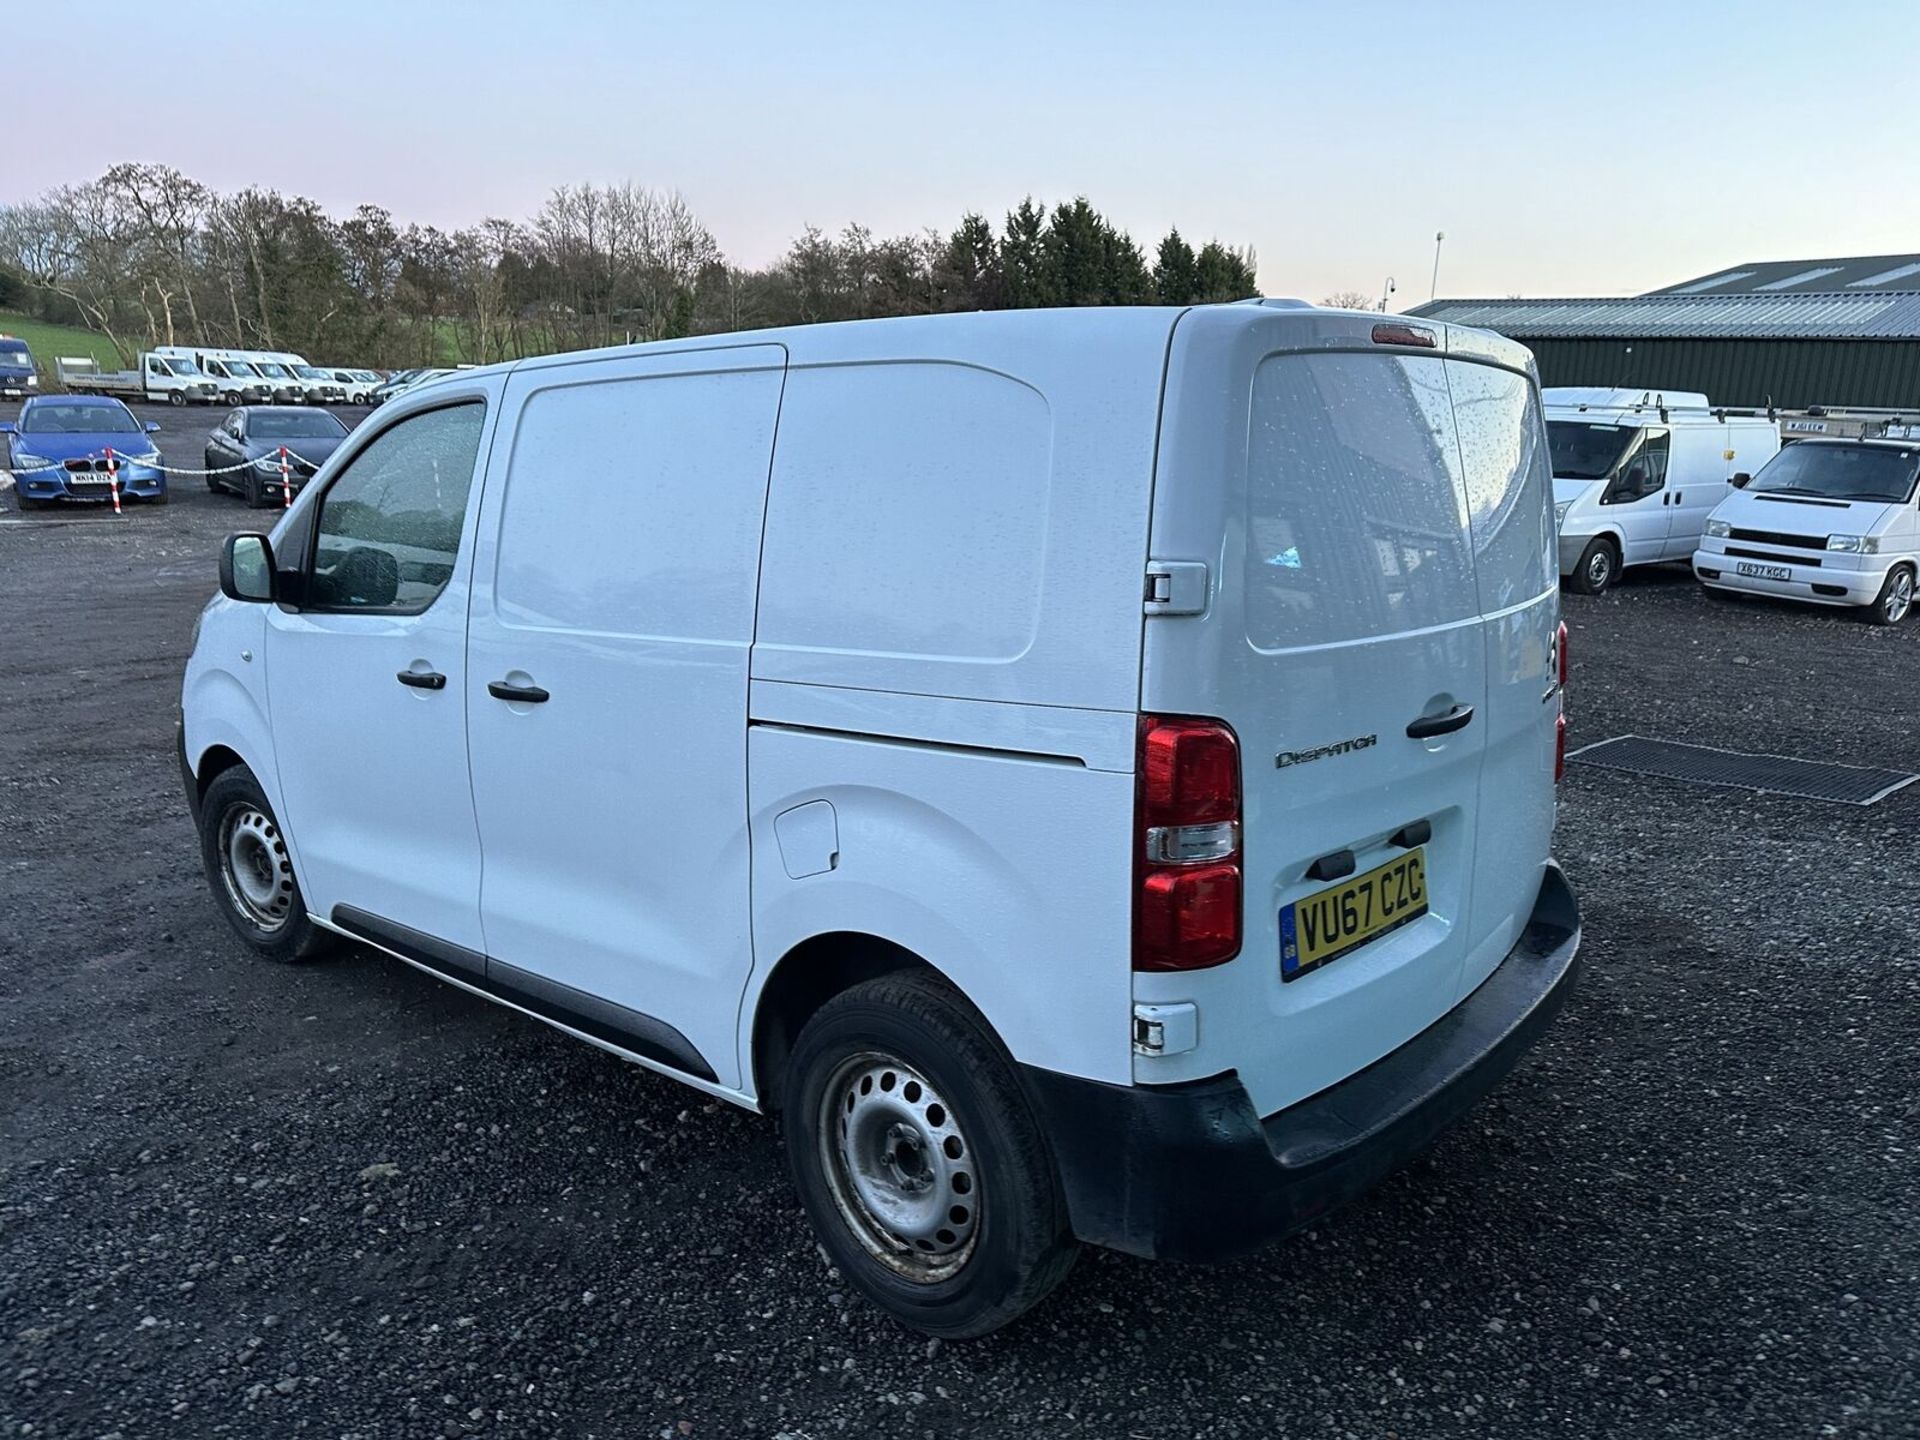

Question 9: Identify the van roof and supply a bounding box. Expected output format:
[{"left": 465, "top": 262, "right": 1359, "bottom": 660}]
[
  {"left": 1544, "top": 386, "right": 1715, "bottom": 413},
  {"left": 489, "top": 302, "right": 1536, "bottom": 383}
]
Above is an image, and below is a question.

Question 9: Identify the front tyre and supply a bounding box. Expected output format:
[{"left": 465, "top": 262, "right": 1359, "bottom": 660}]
[
  {"left": 196, "top": 766, "right": 335, "bottom": 963},
  {"left": 782, "top": 972, "right": 1077, "bottom": 1339},
  {"left": 1568, "top": 536, "right": 1619, "bottom": 595},
  {"left": 1867, "top": 565, "right": 1915, "bottom": 626}
]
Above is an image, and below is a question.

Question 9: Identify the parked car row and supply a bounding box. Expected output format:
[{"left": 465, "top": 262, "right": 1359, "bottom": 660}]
[{"left": 1550, "top": 387, "right": 1920, "bottom": 624}]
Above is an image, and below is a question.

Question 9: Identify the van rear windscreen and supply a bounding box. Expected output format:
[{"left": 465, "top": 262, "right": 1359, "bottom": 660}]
[
  {"left": 1246, "top": 352, "right": 1476, "bottom": 649},
  {"left": 1246, "top": 352, "right": 1552, "bottom": 647}
]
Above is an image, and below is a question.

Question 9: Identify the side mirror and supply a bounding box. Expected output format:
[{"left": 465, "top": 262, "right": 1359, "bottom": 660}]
[
  {"left": 1730, "top": 472, "right": 1752, "bottom": 489},
  {"left": 219, "top": 533, "right": 276, "bottom": 603},
  {"left": 0, "top": 421, "right": 14, "bottom": 434},
  {"left": 145, "top": 421, "right": 161, "bottom": 434}
]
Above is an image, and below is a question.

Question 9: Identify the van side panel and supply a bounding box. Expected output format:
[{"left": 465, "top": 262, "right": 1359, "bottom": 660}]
[
  {"left": 752, "top": 313, "right": 1173, "bottom": 711},
  {"left": 741, "top": 725, "right": 1138, "bottom": 1088},
  {"left": 745, "top": 323, "right": 1169, "bottom": 1093}
]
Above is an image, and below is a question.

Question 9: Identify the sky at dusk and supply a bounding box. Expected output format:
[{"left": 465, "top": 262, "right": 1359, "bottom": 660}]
[{"left": 9, "top": 0, "right": 1919, "bottom": 304}]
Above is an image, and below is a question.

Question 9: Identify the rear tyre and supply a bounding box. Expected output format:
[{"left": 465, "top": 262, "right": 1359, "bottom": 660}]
[
  {"left": 1568, "top": 536, "right": 1619, "bottom": 595},
  {"left": 782, "top": 971, "right": 1078, "bottom": 1339},
  {"left": 1866, "top": 566, "right": 1914, "bottom": 626},
  {"left": 196, "top": 765, "right": 336, "bottom": 964}
]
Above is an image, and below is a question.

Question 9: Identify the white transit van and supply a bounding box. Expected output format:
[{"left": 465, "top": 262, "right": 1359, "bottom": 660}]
[
  {"left": 153, "top": 346, "right": 273, "bottom": 407},
  {"left": 1548, "top": 388, "right": 1779, "bottom": 593},
  {"left": 1693, "top": 436, "right": 1920, "bottom": 624},
  {"left": 178, "top": 303, "right": 1580, "bottom": 1337}
]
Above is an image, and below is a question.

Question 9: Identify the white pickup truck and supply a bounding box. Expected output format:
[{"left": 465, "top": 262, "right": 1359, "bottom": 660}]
[{"left": 56, "top": 354, "right": 220, "bottom": 407}]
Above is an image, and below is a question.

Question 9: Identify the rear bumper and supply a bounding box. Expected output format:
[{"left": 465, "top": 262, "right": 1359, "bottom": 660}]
[{"left": 1022, "top": 861, "right": 1581, "bottom": 1262}]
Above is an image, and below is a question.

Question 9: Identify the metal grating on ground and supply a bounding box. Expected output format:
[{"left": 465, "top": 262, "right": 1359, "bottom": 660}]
[{"left": 1567, "top": 735, "right": 1919, "bottom": 806}]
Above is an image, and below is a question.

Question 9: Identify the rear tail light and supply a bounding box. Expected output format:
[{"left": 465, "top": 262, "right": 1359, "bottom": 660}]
[
  {"left": 1134, "top": 716, "right": 1242, "bottom": 971},
  {"left": 1554, "top": 621, "right": 1569, "bottom": 783}
]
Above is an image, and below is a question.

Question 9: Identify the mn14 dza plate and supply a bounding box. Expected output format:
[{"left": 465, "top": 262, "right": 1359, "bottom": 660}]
[{"left": 1280, "top": 848, "right": 1428, "bottom": 982}]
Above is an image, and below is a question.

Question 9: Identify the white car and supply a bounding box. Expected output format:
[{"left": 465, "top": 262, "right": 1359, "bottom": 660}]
[
  {"left": 1694, "top": 437, "right": 1920, "bottom": 624},
  {"left": 1548, "top": 388, "right": 1779, "bottom": 594},
  {"left": 326, "top": 368, "right": 383, "bottom": 404},
  {"left": 179, "top": 303, "right": 1580, "bottom": 1337}
]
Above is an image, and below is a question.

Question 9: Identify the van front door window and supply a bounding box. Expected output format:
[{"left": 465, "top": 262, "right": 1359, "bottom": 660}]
[{"left": 304, "top": 403, "right": 485, "bottom": 614}]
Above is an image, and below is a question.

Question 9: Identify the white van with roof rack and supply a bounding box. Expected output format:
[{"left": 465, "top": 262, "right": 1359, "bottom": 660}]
[
  {"left": 179, "top": 301, "right": 1579, "bottom": 1338},
  {"left": 1548, "top": 387, "right": 1779, "bottom": 594},
  {"left": 1694, "top": 434, "right": 1920, "bottom": 624}
]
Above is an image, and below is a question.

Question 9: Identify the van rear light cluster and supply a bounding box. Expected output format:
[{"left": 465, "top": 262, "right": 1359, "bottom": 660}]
[
  {"left": 1133, "top": 716, "right": 1242, "bottom": 972},
  {"left": 1554, "top": 620, "right": 1569, "bottom": 783}
]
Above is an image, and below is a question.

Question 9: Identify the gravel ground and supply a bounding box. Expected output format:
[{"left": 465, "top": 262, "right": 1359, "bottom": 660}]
[{"left": 1, "top": 400, "right": 1915, "bottom": 1438}]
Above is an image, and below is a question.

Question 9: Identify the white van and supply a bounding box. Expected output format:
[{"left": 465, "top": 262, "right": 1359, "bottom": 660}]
[
  {"left": 153, "top": 347, "right": 274, "bottom": 407},
  {"left": 178, "top": 303, "right": 1580, "bottom": 1337},
  {"left": 1693, "top": 436, "right": 1920, "bottom": 624},
  {"left": 1548, "top": 388, "right": 1779, "bottom": 593}
]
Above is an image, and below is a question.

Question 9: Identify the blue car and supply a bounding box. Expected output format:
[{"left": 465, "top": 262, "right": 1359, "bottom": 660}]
[{"left": 3, "top": 395, "right": 169, "bottom": 509}]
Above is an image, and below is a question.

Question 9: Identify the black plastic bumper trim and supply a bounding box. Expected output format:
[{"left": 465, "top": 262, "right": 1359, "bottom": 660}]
[
  {"left": 329, "top": 904, "right": 716, "bottom": 1082},
  {"left": 1022, "top": 860, "right": 1581, "bottom": 1262},
  {"left": 176, "top": 719, "right": 199, "bottom": 823}
]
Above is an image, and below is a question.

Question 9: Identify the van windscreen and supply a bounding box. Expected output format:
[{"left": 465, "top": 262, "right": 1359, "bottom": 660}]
[
  {"left": 1548, "top": 421, "right": 1635, "bottom": 479},
  {"left": 1246, "top": 352, "right": 1476, "bottom": 649},
  {"left": 1751, "top": 443, "right": 1920, "bottom": 503}
]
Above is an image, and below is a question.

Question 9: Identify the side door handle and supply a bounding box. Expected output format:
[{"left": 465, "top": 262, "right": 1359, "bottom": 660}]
[
  {"left": 1406, "top": 704, "right": 1475, "bottom": 740},
  {"left": 487, "top": 679, "right": 550, "bottom": 704},
  {"left": 396, "top": 669, "right": 446, "bottom": 690}
]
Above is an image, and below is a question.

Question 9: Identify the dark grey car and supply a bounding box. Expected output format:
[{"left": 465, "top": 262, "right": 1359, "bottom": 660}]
[{"left": 203, "top": 407, "right": 351, "bottom": 508}]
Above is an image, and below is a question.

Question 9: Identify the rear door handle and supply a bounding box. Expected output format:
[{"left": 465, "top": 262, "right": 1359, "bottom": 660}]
[
  {"left": 396, "top": 669, "right": 446, "bottom": 690},
  {"left": 1406, "top": 704, "right": 1474, "bottom": 739},
  {"left": 487, "top": 679, "right": 550, "bottom": 704}
]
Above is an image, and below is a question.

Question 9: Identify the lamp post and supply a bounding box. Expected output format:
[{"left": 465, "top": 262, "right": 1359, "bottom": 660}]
[
  {"left": 1380, "top": 276, "right": 1396, "bottom": 312},
  {"left": 1430, "top": 231, "right": 1446, "bottom": 301}
]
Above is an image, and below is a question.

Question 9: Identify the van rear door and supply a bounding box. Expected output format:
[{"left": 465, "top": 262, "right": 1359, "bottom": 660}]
[
  {"left": 1440, "top": 337, "right": 1559, "bottom": 1002},
  {"left": 1137, "top": 307, "right": 1494, "bottom": 1117}
]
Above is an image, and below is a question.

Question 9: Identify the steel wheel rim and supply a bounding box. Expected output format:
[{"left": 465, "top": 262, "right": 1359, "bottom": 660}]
[
  {"left": 1887, "top": 572, "right": 1912, "bottom": 623},
  {"left": 219, "top": 804, "right": 294, "bottom": 931},
  {"left": 817, "top": 1051, "right": 980, "bottom": 1282},
  {"left": 1587, "top": 549, "right": 1612, "bottom": 588}
]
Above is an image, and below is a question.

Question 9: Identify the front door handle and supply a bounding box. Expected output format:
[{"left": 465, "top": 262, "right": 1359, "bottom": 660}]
[
  {"left": 1406, "top": 704, "right": 1475, "bottom": 740},
  {"left": 396, "top": 669, "right": 446, "bottom": 690},
  {"left": 487, "top": 679, "right": 550, "bottom": 704}
]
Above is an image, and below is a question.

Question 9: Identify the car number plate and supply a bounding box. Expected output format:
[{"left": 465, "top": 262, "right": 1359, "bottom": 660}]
[
  {"left": 1280, "top": 848, "right": 1428, "bottom": 982},
  {"left": 1736, "top": 561, "right": 1791, "bottom": 581},
  {"left": 68, "top": 476, "right": 111, "bottom": 488}
]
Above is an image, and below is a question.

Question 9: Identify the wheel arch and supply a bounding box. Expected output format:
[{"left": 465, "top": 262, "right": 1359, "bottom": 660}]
[{"left": 748, "top": 931, "right": 957, "bottom": 1115}]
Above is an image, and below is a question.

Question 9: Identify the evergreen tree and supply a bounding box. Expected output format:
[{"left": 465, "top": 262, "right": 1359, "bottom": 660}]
[
  {"left": 1154, "top": 229, "right": 1198, "bottom": 304},
  {"left": 1001, "top": 198, "right": 1049, "bottom": 308},
  {"left": 1194, "top": 241, "right": 1259, "bottom": 302},
  {"left": 942, "top": 212, "right": 1003, "bottom": 310}
]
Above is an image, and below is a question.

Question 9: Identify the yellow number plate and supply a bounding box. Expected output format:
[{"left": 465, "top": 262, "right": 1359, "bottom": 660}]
[{"left": 1280, "top": 848, "right": 1428, "bottom": 982}]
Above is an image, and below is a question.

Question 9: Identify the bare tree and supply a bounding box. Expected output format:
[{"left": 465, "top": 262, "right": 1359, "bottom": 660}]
[{"left": 1321, "top": 289, "right": 1377, "bottom": 311}]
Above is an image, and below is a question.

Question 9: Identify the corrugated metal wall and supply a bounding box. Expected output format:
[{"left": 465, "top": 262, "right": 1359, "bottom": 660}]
[{"left": 1526, "top": 338, "right": 1920, "bottom": 410}]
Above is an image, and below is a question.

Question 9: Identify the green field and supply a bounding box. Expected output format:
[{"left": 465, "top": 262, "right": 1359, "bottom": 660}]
[{"left": 0, "top": 311, "right": 124, "bottom": 375}]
